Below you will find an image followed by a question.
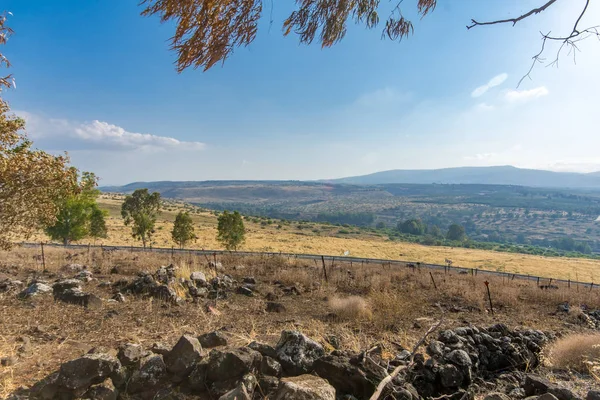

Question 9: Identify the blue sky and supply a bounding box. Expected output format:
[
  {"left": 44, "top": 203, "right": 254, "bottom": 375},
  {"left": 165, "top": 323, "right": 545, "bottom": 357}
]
[{"left": 3, "top": 0, "right": 600, "bottom": 184}]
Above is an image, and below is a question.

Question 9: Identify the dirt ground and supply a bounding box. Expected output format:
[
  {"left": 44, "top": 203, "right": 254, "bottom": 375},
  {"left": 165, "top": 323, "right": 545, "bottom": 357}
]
[{"left": 1, "top": 247, "right": 599, "bottom": 397}]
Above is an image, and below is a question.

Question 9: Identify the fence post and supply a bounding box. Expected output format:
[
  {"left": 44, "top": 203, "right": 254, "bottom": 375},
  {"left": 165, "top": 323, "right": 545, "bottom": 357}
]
[
  {"left": 484, "top": 281, "right": 494, "bottom": 315},
  {"left": 40, "top": 242, "right": 46, "bottom": 272},
  {"left": 429, "top": 272, "right": 437, "bottom": 290},
  {"left": 568, "top": 279, "right": 571, "bottom": 289},
  {"left": 321, "top": 256, "right": 328, "bottom": 283},
  {"left": 537, "top": 276, "right": 540, "bottom": 286}
]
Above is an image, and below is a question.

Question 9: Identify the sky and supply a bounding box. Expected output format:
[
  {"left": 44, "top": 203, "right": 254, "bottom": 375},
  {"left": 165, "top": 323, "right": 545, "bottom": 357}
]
[{"left": 2, "top": 0, "right": 600, "bottom": 185}]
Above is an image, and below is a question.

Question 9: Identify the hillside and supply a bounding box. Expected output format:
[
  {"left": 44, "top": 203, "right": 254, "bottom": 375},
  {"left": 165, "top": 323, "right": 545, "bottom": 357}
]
[{"left": 325, "top": 165, "right": 600, "bottom": 188}]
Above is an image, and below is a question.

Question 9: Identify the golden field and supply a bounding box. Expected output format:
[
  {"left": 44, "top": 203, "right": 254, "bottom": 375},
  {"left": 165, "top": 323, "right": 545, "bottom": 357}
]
[{"left": 24, "top": 195, "right": 600, "bottom": 282}]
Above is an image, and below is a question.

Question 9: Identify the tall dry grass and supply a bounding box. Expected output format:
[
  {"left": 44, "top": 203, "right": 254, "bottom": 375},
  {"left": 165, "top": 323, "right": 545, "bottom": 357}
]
[
  {"left": 328, "top": 295, "right": 372, "bottom": 321},
  {"left": 544, "top": 333, "right": 600, "bottom": 374}
]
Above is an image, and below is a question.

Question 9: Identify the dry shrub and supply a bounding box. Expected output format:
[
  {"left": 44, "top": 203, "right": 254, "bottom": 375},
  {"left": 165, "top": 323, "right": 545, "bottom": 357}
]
[
  {"left": 544, "top": 333, "right": 600, "bottom": 373},
  {"left": 328, "top": 295, "right": 372, "bottom": 321}
]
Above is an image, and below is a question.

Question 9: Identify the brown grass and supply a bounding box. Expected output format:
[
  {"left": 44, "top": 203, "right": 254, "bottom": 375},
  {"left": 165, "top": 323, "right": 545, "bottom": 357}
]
[
  {"left": 328, "top": 296, "right": 372, "bottom": 321},
  {"left": 544, "top": 333, "right": 600, "bottom": 373}
]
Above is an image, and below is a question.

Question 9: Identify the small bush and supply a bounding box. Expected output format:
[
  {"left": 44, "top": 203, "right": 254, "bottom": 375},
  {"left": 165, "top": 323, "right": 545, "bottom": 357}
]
[
  {"left": 328, "top": 296, "right": 372, "bottom": 320},
  {"left": 544, "top": 333, "right": 600, "bottom": 373}
]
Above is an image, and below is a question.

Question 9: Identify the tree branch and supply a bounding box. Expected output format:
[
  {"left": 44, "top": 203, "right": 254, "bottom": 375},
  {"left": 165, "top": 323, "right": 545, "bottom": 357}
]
[{"left": 466, "top": 0, "right": 557, "bottom": 29}]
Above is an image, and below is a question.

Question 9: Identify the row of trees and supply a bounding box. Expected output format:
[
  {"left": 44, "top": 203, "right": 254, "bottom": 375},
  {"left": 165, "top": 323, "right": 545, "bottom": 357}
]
[
  {"left": 119, "top": 188, "right": 246, "bottom": 250},
  {"left": 396, "top": 218, "right": 467, "bottom": 241}
]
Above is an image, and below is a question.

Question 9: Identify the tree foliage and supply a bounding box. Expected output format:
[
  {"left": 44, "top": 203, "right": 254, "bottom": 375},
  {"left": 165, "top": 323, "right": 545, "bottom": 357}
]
[
  {"left": 140, "top": 0, "right": 596, "bottom": 78},
  {"left": 446, "top": 224, "right": 466, "bottom": 241},
  {"left": 172, "top": 211, "right": 197, "bottom": 249},
  {"left": 397, "top": 218, "right": 426, "bottom": 235},
  {"left": 217, "top": 210, "right": 245, "bottom": 250},
  {"left": 121, "top": 189, "right": 161, "bottom": 248},
  {"left": 45, "top": 172, "right": 107, "bottom": 245},
  {"left": 0, "top": 14, "right": 78, "bottom": 249}
]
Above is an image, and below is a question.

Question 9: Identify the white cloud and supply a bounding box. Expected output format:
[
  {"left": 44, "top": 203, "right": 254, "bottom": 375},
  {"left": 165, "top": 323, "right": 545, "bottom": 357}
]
[
  {"left": 464, "top": 153, "right": 497, "bottom": 161},
  {"left": 74, "top": 120, "right": 205, "bottom": 151},
  {"left": 475, "top": 102, "right": 494, "bottom": 111},
  {"left": 18, "top": 111, "right": 205, "bottom": 152},
  {"left": 504, "top": 86, "right": 549, "bottom": 102},
  {"left": 471, "top": 73, "right": 508, "bottom": 97}
]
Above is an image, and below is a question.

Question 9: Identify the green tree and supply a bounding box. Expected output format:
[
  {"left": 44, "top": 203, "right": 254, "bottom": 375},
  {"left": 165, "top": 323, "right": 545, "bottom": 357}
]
[
  {"left": 172, "top": 211, "right": 197, "bottom": 249},
  {"left": 446, "top": 224, "right": 467, "bottom": 242},
  {"left": 217, "top": 210, "right": 245, "bottom": 250},
  {"left": 429, "top": 225, "right": 442, "bottom": 238},
  {"left": 89, "top": 206, "right": 108, "bottom": 242},
  {"left": 375, "top": 221, "right": 386, "bottom": 229},
  {"left": 397, "top": 219, "right": 426, "bottom": 235},
  {"left": 45, "top": 172, "right": 102, "bottom": 245},
  {"left": 121, "top": 189, "right": 161, "bottom": 249}
]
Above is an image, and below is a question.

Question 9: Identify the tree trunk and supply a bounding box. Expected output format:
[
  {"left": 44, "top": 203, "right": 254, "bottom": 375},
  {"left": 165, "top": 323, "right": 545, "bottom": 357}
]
[{"left": 63, "top": 238, "right": 69, "bottom": 246}]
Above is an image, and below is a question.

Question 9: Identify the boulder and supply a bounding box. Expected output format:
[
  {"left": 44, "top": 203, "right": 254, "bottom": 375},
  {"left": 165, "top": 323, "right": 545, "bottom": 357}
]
[
  {"left": 83, "top": 379, "right": 118, "bottom": 400},
  {"left": 117, "top": 343, "right": 150, "bottom": 367},
  {"left": 524, "top": 374, "right": 578, "bottom": 400},
  {"left": 57, "top": 353, "right": 121, "bottom": 393},
  {"left": 218, "top": 374, "right": 257, "bottom": 400},
  {"left": 199, "top": 330, "right": 230, "bottom": 348},
  {"left": 127, "top": 354, "right": 168, "bottom": 395},
  {"left": 164, "top": 335, "right": 203, "bottom": 379},
  {"left": 187, "top": 359, "right": 209, "bottom": 391},
  {"left": 54, "top": 288, "right": 102, "bottom": 309},
  {"left": 439, "top": 364, "right": 464, "bottom": 388},
  {"left": 274, "top": 375, "right": 336, "bottom": 400},
  {"left": 427, "top": 340, "right": 445, "bottom": 358},
  {"left": 261, "top": 356, "right": 282, "bottom": 377},
  {"left": 445, "top": 349, "right": 472, "bottom": 368},
  {"left": 312, "top": 353, "right": 376, "bottom": 398},
  {"left": 53, "top": 279, "right": 82, "bottom": 293},
  {"left": 151, "top": 284, "right": 178, "bottom": 303},
  {"left": 276, "top": 331, "right": 325, "bottom": 375},
  {"left": 111, "top": 293, "right": 126, "bottom": 303},
  {"left": 151, "top": 342, "right": 171, "bottom": 356},
  {"left": 237, "top": 286, "right": 254, "bottom": 296},
  {"left": 258, "top": 375, "right": 281, "bottom": 398},
  {"left": 243, "top": 277, "right": 257, "bottom": 285},
  {"left": 206, "top": 348, "right": 262, "bottom": 383},
  {"left": 538, "top": 395, "right": 560, "bottom": 400},
  {"left": 19, "top": 282, "right": 52, "bottom": 298},
  {"left": 190, "top": 271, "right": 207, "bottom": 286},
  {"left": 248, "top": 341, "right": 278, "bottom": 359}
]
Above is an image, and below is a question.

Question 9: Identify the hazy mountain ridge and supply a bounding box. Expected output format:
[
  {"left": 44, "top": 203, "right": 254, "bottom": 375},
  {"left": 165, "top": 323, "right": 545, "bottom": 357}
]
[{"left": 323, "top": 166, "right": 600, "bottom": 188}]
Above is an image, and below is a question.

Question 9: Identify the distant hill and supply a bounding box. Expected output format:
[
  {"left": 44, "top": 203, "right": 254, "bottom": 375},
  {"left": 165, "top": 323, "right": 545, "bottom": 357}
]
[{"left": 324, "top": 166, "right": 600, "bottom": 189}]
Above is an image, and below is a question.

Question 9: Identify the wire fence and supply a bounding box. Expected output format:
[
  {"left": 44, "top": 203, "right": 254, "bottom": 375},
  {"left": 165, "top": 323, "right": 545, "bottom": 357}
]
[{"left": 20, "top": 241, "right": 598, "bottom": 290}]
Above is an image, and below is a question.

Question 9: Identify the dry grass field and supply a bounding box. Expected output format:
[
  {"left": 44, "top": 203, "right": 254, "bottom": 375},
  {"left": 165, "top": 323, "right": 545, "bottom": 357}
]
[
  {"left": 20, "top": 195, "right": 600, "bottom": 282},
  {"left": 1, "top": 245, "right": 599, "bottom": 396}
]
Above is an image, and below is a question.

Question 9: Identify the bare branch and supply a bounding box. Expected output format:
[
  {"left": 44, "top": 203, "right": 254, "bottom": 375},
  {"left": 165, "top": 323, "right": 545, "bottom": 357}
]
[{"left": 467, "top": 0, "right": 557, "bottom": 29}]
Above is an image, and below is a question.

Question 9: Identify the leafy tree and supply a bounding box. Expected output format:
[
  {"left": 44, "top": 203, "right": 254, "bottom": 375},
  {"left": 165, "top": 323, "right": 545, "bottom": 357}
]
[
  {"left": 429, "top": 225, "right": 442, "bottom": 238},
  {"left": 0, "top": 15, "right": 77, "bottom": 249},
  {"left": 89, "top": 207, "right": 108, "bottom": 242},
  {"left": 45, "top": 172, "right": 104, "bottom": 245},
  {"left": 140, "top": 0, "right": 594, "bottom": 79},
  {"left": 217, "top": 210, "right": 246, "bottom": 250},
  {"left": 172, "top": 211, "right": 197, "bottom": 249},
  {"left": 121, "top": 189, "right": 161, "bottom": 249},
  {"left": 375, "top": 221, "right": 386, "bottom": 229},
  {"left": 446, "top": 224, "right": 467, "bottom": 242},
  {"left": 397, "top": 219, "right": 426, "bottom": 236}
]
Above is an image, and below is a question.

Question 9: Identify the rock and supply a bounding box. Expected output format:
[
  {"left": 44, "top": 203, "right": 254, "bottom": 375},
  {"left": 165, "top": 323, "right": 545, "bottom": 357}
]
[
  {"left": 190, "top": 271, "right": 207, "bottom": 286},
  {"left": 557, "top": 302, "right": 570, "bottom": 313},
  {"left": 439, "top": 364, "right": 464, "bottom": 388},
  {"left": 248, "top": 341, "right": 278, "bottom": 358},
  {"left": 261, "top": 356, "right": 282, "bottom": 377},
  {"left": 427, "top": 340, "right": 445, "bottom": 357},
  {"left": 243, "top": 277, "right": 257, "bottom": 285},
  {"left": 312, "top": 353, "right": 377, "bottom": 398},
  {"left": 151, "top": 342, "right": 171, "bottom": 356},
  {"left": 54, "top": 288, "right": 102, "bottom": 309},
  {"left": 0, "top": 279, "right": 23, "bottom": 293},
  {"left": 524, "top": 374, "right": 578, "bottom": 400},
  {"left": 151, "top": 284, "right": 178, "bottom": 302},
  {"left": 219, "top": 383, "right": 252, "bottom": 400},
  {"left": 274, "top": 375, "right": 336, "bottom": 400},
  {"left": 439, "top": 330, "right": 460, "bottom": 344},
  {"left": 588, "top": 391, "right": 600, "bottom": 400},
  {"left": 275, "top": 331, "right": 325, "bottom": 375},
  {"left": 237, "top": 286, "right": 254, "bottom": 296},
  {"left": 199, "top": 330, "right": 230, "bottom": 348},
  {"left": 64, "top": 263, "right": 85, "bottom": 272},
  {"left": 266, "top": 302, "right": 286, "bottom": 313},
  {"left": 164, "top": 335, "right": 203, "bottom": 379},
  {"left": 446, "top": 349, "right": 472, "bottom": 368},
  {"left": 484, "top": 393, "right": 511, "bottom": 400},
  {"left": 258, "top": 375, "right": 280, "bottom": 398},
  {"left": 19, "top": 282, "right": 52, "bottom": 298},
  {"left": 127, "top": 354, "right": 168, "bottom": 395},
  {"left": 155, "top": 265, "right": 177, "bottom": 284},
  {"left": 509, "top": 388, "right": 526, "bottom": 398},
  {"left": 111, "top": 293, "right": 126, "bottom": 302},
  {"left": 75, "top": 270, "right": 93, "bottom": 282},
  {"left": 117, "top": 343, "right": 149, "bottom": 367},
  {"left": 206, "top": 347, "right": 262, "bottom": 383},
  {"left": 1, "top": 356, "right": 17, "bottom": 366},
  {"left": 84, "top": 379, "right": 118, "bottom": 400},
  {"left": 57, "top": 353, "right": 121, "bottom": 393}
]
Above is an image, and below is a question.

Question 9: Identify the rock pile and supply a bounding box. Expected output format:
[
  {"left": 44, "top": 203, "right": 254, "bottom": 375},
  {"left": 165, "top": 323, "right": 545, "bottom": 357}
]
[{"left": 16, "top": 324, "right": 593, "bottom": 400}]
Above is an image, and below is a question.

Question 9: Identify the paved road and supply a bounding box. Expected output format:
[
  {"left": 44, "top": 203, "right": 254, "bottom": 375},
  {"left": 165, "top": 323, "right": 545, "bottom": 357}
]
[{"left": 21, "top": 242, "right": 597, "bottom": 289}]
